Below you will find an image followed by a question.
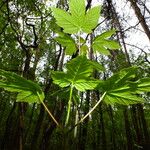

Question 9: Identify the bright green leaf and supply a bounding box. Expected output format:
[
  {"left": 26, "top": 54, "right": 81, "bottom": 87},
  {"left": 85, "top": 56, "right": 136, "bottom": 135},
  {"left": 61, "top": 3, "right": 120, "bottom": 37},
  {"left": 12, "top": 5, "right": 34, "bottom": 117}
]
[
  {"left": 69, "top": 0, "right": 85, "bottom": 26},
  {"left": 136, "top": 78, "right": 150, "bottom": 92},
  {"left": 92, "top": 30, "right": 120, "bottom": 55},
  {"left": 105, "top": 93, "right": 144, "bottom": 105},
  {"left": 52, "top": 56, "right": 99, "bottom": 91},
  {"left": 51, "top": 7, "right": 79, "bottom": 34},
  {"left": 88, "top": 60, "right": 105, "bottom": 71},
  {"left": 55, "top": 34, "right": 77, "bottom": 55},
  {"left": 97, "top": 29, "right": 116, "bottom": 39},
  {"left": 128, "top": 78, "right": 150, "bottom": 93},
  {"left": 51, "top": 0, "right": 101, "bottom": 34},
  {"left": 97, "top": 67, "right": 145, "bottom": 105},
  {"left": 83, "top": 6, "right": 101, "bottom": 33},
  {"left": 0, "top": 69, "right": 45, "bottom": 103},
  {"left": 92, "top": 44, "right": 110, "bottom": 55},
  {"left": 74, "top": 79, "right": 100, "bottom": 91}
]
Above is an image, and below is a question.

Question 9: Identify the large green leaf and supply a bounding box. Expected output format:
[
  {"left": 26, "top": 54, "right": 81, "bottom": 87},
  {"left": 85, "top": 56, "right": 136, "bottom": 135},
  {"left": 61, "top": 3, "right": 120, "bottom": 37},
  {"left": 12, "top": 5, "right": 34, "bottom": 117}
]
[
  {"left": 105, "top": 92, "right": 144, "bottom": 105},
  {"left": 51, "top": 8, "right": 79, "bottom": 34},
  {"left": 0, "top": 69, "right": 45, "bottom": 103},
  {"left": 98, "top": 67, "right": 138, "bottom": 91},
  {"left": 97, "top": 67, "right": 146, "bottom": 105},
  {"left": 51, "top": 0, "right": 100, "bottom": 34},
  {"left": 70, "top": 0, "right": 85, "bottom": 24},
  {"left": 52, "top": 55, "right": 99, "bottom": 91},
  {"left": 128, "top": 78, "right": 150, "bottom": 93},
  {"left": 83, "top": 6, "right": 101, "bottom": 33},
  {"left": 88, "top": 60, "right": 105, "bottom": 71},
  {"left": 55, "top": 34, "right": 77, "bottom": 55},
  {"left": 92, "top": 30, "right": 120, "bottom": 55}
]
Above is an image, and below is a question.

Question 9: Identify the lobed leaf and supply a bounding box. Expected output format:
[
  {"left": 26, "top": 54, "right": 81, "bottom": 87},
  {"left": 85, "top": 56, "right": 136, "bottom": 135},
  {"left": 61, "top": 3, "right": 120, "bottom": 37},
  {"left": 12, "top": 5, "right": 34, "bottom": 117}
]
[
  {"left": 69, "top": 0, "right": 85, "bottom": 26},
  {"left": 128, "top": 78, "right": 150, "bottom": 93},
  {"left": 52, "top": 56, "right": 100, "bottom": 91},
  {"left": 55, "top": 34, "right": 77, "bottom": 55},
  {"left": 51, "top": 7, "right": 79, "bottom": 34},
  {"left": 97, "top": 67, "right": 146, "bottom": 105},
  {"left": 92, "top": 30, "right": 120, "bottom": 55},
  {"left": 83, "top": 6, "right": 101, "bottom": 33},
  {"left": 0, "top": 69, "right": 45, "bottom": 103},
  {"left": 51, "top": 0, "right": 101, "bottom": 34},
  {"left": 105, "top": 93, "right": 144, "bottom": 105}
]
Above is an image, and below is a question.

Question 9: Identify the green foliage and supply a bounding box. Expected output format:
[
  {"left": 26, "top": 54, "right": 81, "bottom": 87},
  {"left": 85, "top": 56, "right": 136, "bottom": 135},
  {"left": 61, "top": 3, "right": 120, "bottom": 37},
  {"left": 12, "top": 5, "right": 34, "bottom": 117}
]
[
  {"left": 0, "top": 69, "right": 44, "bottom": 103},
  {"left": 88, "top": 60, "right": 105, "bottom": 71},
  {"left": 51, "top": 0, "right": 100, "bottom": 34},
  {"left": 129, "top": 78, "right": 150, "bottom": 93},
  {"left": 97, "top": 67, "right": 148, "bottom": 105},
  {"left": 52, "top": 55, "right": 100, "bottom": 91},
  {"left": 55, "top": 34, "right": 77, "bottom": 55},
  {"left": 92, "top": 30, "right": 120, "bottom": 55}
]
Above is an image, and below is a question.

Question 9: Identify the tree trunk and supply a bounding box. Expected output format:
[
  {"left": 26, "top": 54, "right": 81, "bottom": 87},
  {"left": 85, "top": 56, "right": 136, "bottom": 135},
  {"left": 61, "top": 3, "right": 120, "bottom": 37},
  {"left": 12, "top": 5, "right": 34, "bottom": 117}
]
[
  {"left": 129, "top": 0, "right": 150, "bottom": 41},
  {"left": 123, "top": 108, "right": 134, "bottom": 150},
  {"left": 108, "top": 105, "right": 116, "bottom": 150},
  {"left": 99, "top": 104, "right": 107, "bottom": 150}
]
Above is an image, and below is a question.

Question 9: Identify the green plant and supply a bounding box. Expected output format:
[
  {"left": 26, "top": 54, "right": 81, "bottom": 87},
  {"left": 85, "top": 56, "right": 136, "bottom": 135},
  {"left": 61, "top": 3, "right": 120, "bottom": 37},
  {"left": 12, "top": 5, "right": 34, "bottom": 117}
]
[
  {"left": 0, "top": 0, "right": 150, "bottom": 129},
  {"left": 0, "top": 69, "right": 59, "bottom": 126}
]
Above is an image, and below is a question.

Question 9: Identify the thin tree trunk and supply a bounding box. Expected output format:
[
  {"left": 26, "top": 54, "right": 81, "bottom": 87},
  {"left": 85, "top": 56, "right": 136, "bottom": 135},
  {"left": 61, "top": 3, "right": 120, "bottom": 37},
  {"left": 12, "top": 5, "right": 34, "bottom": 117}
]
[
  {"left": 137, "top": 104, "right": 150, "bottom": 148},
  {"left": 129, "top": 0, "right": 150, "bottom": 41},
  {"left": 31, "top": 104, "right": 45, "bottom": 149},
  {"left": 100, "top": 104, "right": 107, "bottom": 150},
  {"left": 108, "top": 105, "right": 116, "bottom": 150},
  {"left": 131, "top": 106, "right": 142, "bottom": 145},
  {"left": 123, "top": 108, "right": 134, "bottom": 150},
  {"left": 80, "top": 91, "right": 90, "bottom": 150}
]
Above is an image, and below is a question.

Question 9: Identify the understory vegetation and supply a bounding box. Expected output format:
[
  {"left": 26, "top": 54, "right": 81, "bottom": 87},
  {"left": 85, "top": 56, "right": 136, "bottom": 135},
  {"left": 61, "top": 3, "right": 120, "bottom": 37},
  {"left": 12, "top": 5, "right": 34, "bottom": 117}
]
[{"left": 0, "top": 0, "right": 150, "bottom": 149}]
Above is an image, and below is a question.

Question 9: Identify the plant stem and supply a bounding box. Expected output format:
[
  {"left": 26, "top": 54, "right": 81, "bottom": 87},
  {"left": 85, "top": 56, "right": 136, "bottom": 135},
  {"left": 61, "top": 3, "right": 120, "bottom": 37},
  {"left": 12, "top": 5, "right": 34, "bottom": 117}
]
[
  {"left": 37, "top": 92, "right": 59, "bottom": 126},
  {"left": 78, "top": 31, "right": 81, "bottom": 55},
  {"left": 77, "top": 92, "right": 106, "bottom": 124},
  {"left": 66, "top": 92, "right": 107, "bottom": 134},
  {"left": 41, "top": 100, "right": 59, "bottom": 126},
  {"left": 65, "top": 85, "right": 73, "bottom": 126},
  {"left": 74, "top": 106, "right": 78, "bottom": 138}
]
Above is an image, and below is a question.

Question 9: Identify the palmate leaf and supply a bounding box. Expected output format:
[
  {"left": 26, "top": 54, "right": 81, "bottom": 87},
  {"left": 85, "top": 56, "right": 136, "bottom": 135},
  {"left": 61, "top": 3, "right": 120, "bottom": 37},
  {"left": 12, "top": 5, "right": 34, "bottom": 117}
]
[
  {"left": 136, "top": 78, "right": 150, "bottom": 92},
  {"left": 51, "top": 0, "right": 100, "bottom": 34},
  {"left": 88, "top": 60, "right": 105, "bottom": 71},
  {"left": 52, "top": 55, "right": 100, "bottom": 91},
  {"left": 51, "top": 8, "right": 79, "bottom": 34},
  {"left": 98, "top": 67, "right": 138, "bottom": 91},
  {"left": 83, "top": 6, "right": 101, "bottom": 33},
  {"left": 69, "top": 0, "right": 85, "bottom": 23},
  {"left": 92, "top": 30, "right": 120, "bottom": 55},
  {"left": 97, "top": 67, "right": 146, "bottom": 105},
  {"left": 0, "top": 69, "right": 44, "bottom": 103},
  {"left": 128, "top": 78, "right": 150, "bottom": 93},
  {"left": 55, "top": 34, "right": 77, "bottom": 55},
  {"left": 105, "top": 92, "right": 144, "bottom": 105}
]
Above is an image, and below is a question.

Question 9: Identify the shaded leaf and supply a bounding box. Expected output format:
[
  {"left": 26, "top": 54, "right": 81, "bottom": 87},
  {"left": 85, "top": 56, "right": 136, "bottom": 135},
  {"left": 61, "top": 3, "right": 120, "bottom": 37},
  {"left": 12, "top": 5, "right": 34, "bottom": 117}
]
[
  {"left": 128, "top": 78, "right": 150, "bottom": 93},
  {"left": 0, "top": 69, "right": 44, "bottom": 103},
  {"left": 88, "top": 60, "right": 105, "bottom": 71},
  {"left": 105, "top": 93, "right": 144, "bottom": 105},
  {"left": 97, "top": 67, "right": 145, "bottom": 105},
  {"left": 55, "top": 34, "right": 77, "bottom": 55}
]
